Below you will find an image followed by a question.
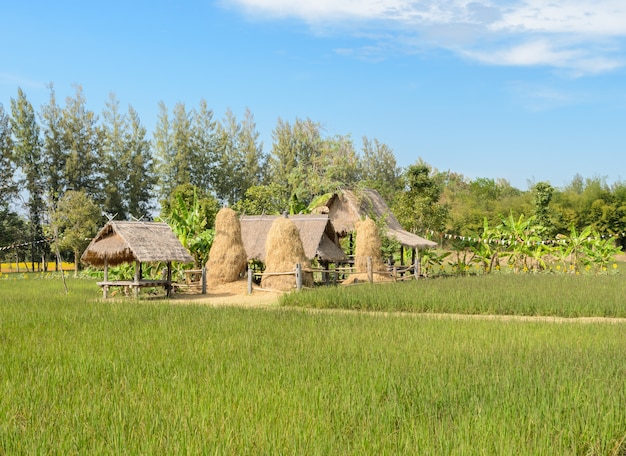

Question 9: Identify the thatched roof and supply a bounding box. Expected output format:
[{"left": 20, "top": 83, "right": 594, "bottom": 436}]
[
  {"left": 240, "top": 214, "right": 346, "bottom": 262},
  {"left": 315, "top": 189, "right": 437, "bottom": 249},
  {"left": 81, "top": 221, "right": 194, "bottom": 266}
]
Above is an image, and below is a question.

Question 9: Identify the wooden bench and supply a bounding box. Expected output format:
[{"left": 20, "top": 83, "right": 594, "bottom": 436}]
[{"left": 96, "top": 279, "right": 173, "bottom": 299}]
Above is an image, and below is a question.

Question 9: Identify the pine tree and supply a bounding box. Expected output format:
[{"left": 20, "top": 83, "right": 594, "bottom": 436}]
[{"left": 10, "top": 88, "right": 45, "bottom": 270}]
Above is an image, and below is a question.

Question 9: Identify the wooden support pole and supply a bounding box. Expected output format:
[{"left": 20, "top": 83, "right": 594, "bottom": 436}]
[
  {"left": 103, "top": 257, "right": 109, "bottom": 299},
  {"left": 247, "top": 266, "right": 253, "bottom": 294},
  {"left": 201, "top": 267, "right": 207, "bottom": 295},
  {"left": 367, "top": 256, "right": 373, "bottom": 283},
  {"left": 296, "top": 263, "right": 303, "bottom": 290},
  {"left": 166, "top": 262, "right": 172, "bottom": 297},
  {"left": 414, "top": 250, "right": 420, "bottom": 280},
  {"left": 134, "top": 260, "right": 141, "bottom": 298}
]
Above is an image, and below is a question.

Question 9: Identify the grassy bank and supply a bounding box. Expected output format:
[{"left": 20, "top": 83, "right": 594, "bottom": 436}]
[
  {"left": 1, "top": 278, "right": 626, "bottom": 454},
  {"left": 281, "top": 274, "right": 626, "bottom": 317}
]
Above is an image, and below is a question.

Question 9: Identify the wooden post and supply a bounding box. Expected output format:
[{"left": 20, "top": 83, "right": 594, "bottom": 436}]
[
  {"left": 201, "top": 267, "right": 207, "bottom": 295},
  {"left": 247, "top": 266, "right": 253, "bottom": 294},
  {"left": 166, "top": 262, "right": 172, "bottom": 297},
  {"left": 367, "top": 256, "right": 373, "bottom": 283},
  {"left": 134, "top": 260, "right": 141, "bottom": 298},
  {"left": 296, "top": 263, "right": 302, "bottom": 290},
  {"left": 103, "top": 257, "right": 109, "bottom": 299},
  {"left": 400, "top": 245, "right": 405, "bottom": 266},
  {"left": 393, "top": 266, "right": 397, "bottom": 282},
  {"left": 414, "top": 250, "right": 420, "bottom": 280}
]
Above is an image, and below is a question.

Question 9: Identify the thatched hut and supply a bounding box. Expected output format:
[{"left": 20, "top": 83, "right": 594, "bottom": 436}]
[
  {"left": 81, "top": 221, "right": 194, "bottom": 297},
  {"left": 206, "top": 207, "right": 247, "bottom": 285},
  {"left": 315, "top": 189, "right": 437, "bottom": 249},
  {"left": 260, "top": 216, "right": 314, "bottom": 291},
  {"left": 240, "top": 214, "right": 345, "bottom": 264},
  {"left": 313, "top": 189, "right": 437, "bottom": 268}
]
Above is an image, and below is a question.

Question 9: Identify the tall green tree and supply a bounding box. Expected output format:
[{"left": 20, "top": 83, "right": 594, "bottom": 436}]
[
  {"left": 101, "top": 93, "right": 127, "bottom": 218},
  {"left": 60, "top": 85, "right": 104, "bottom": 202},
  {"left": 213, "top": 109, "right": 267, "bottom": 206},
  {"left": 154, "top": 101, "right": 196, "bottom": 201},
  {"left": 393, "top": 161, "right": 449, "bottom": 234},
  {"left": 307, "top": 134, "right": 360, "bottom": 197},
  {"left": 0, "top": 103, "right": 15, "bottom": 211},
  {"left": 40, "top": 84, "right": 66, "bottom": 203},
  {"left": 532, "top": 181, "right": 554, "bottom": 236},
  {"left": 10, "top": 88, "right": 45, "bottom": 270},
  {"left": 101, "top": 95, "right": 156, "bottom": 219},
  {"left": 125, "top": 106, "right": 156, "bottom": 218},
  {"left": 190, "top": 99, "right": 218, "bottom": 194},
  {"left": 360, "top": 137, "right": 401, "bottom": 203},
  {"left": 269, "top": 117, "right": 323, "bottom": 203}
]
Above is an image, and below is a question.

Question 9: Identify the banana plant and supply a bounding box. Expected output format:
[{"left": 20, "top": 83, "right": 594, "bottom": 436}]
[
  {"left": 497, "top": 213, "right": 543, "bottom": 273},
  {"left": 166, "top": 190, "right": 214, "bottom": 267}
]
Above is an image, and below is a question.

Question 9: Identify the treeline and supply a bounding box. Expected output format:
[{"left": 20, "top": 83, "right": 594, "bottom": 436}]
[{"left": 1, "top": 84, "right": 625, "bottom": 268}]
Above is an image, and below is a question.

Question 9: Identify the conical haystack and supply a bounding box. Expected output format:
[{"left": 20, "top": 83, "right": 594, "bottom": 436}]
[
  {"left": 344, "top": 217, "right": 390, "bottom": 284},
  {"left": 261, "top": 217, "right": 313, "bottom": 291},
  {"left": 206, "top": 208, "right": 247, "bottom": 285}
]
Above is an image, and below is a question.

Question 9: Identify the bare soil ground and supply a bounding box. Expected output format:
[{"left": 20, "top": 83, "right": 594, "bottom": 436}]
[{"left": 171, "top": 279, "right": 283, "bottom": 308}]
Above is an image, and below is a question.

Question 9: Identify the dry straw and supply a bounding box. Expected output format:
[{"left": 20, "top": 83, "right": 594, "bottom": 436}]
[
  {"left": 261, "top": 216, "right": 313, "bottom": 291},
  {"left": 344, "top": 217, "right": 390, "bottom": 284},
  {"left": 206, "top": 208, "right": 247, "bottom": 285}
]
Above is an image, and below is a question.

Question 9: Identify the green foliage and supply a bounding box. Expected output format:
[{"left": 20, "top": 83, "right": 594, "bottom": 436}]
[
  {"left": 161, "top": 186, "right": 215, "bottom": 267},
  {"left": 51, "top": 190, "right": 102, "bottom": 275},
  {"left": 234, "top": 183, "right": 290, "bottom": 215},
  {"left": 393, "top": 161, "right": 449, "bottom": 233}
]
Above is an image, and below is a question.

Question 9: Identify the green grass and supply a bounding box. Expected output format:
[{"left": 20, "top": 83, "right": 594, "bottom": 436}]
[
  {"left": 1, "top": 278, "right": 626, "bottom": 454},
  {"left": 282, "top": 273, "right": 626, "bottom": 317}
]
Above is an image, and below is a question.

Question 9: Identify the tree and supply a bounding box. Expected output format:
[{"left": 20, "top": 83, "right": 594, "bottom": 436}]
[
  {"left": 125, "top": 106, "right": 156, "bottom": 218},
  {"left": 212, "top": 108, "right": 267, "bottom": 206},
  {"left": 190, "top": 99, "right": 218, "bottom": 193},
  {"left": 268, "top": 117, "right": 323, "bottom": 203},
  {"left": 393, "top": 161, "right": 449, "bottom": 234},
  {"left": 360, "top": 137, "right": 401, "bottom": 203},
  {"left": 51, "top": 190, "right": 102, "bottom": 277},
  {"left": 0, "top": 103, "right": 16, "bottom": 211},
  {"left": 233, "top": 183, "right": 290, "bottom": 215},
  {"left": 532, "top": 181, "right": 554, "bottom": 236},
  {"left": 40, "top": 84, "right": 66, "bottom": 203},
  {"left": 101, "top": 93, "right": 127, "bottom": 219},
  {"left": 307, "top": 134, "right": 360, "bottom": 197},
  {"left": 10, "top": 87, "right": 45, "bottom": 270},
  {"left": 60, "top": 85, "right": 104, "bottom": 202},
  {"left": 101, "top": 95, "right": 156, "bottom": 219}
]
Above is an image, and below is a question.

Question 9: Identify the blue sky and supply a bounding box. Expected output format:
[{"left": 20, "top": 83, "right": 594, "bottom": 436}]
[{"left": 2, "top": 0, "right": 626, "bottom": 190}]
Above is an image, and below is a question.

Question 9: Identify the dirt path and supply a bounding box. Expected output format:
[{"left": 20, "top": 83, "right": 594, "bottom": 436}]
[{"left": 171, "top": 283, "right": 626, "bottom": 324}]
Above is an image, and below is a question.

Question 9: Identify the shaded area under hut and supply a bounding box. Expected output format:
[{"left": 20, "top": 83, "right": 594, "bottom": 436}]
[
  {"left": 240, "top": 214, "right": 346, "bottom": 287},
  {"left": 81, "top": 221, "right": 194, "bottom": 298},
  {"left": 313, "top": 188, "right": 437, "bottom": 268},
  {"left": 240, "top": 214, "right": 346, "bottom": 264}
]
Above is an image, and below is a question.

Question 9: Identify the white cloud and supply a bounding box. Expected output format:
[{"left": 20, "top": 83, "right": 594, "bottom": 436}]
[{"left": 227, "top": 0, "right": 626, "bottom": 74}]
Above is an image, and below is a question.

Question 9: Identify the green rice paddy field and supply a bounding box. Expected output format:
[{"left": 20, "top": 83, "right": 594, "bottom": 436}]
[{"left": 1, "top": 275, "right": 626, "bottom": 454}]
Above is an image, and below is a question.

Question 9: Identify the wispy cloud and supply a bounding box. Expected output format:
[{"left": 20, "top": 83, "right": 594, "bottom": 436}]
[
  {"left": 226, "top": 0, "right": 626, "bottom": 74},
  {"left": 0, "top": 73, "right": 46, "bottom": 91}
]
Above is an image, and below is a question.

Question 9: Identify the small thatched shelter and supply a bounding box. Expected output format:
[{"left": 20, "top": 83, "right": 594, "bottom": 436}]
[
  {"left": 314, "top": 188, "right": 437, "bottom": 250},
  {"left": 206, "top": 208, "right": 247, "bottom": 285},
  {"left": 261, "top": 216, "right": 314, "bottom": 291},
  {"left": 81, "top": 221, "right": 194, "bottom": 297},
  {"left": 240, "top": 214, "right": 345, "bottom": 263}
]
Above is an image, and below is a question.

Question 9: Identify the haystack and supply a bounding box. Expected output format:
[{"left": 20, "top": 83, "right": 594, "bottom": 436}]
[
  {"left": 206, "top": 208, "right": 247, "bottom": 285},
  {"left": 345, "top": 217, "right": 390, "bottom": 284},
  {"left": 261, "top": 216, "right": 313, "bottom": 291}
]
